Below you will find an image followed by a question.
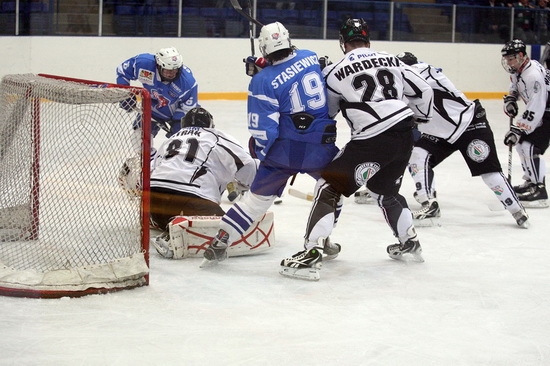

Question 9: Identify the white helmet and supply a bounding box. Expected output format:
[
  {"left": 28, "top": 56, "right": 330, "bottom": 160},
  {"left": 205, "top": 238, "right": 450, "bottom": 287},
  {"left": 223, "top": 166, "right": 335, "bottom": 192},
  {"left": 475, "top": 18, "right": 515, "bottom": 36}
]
[
  {"left": 155, "top": 47, "right": 183, "bottom": 70},
  {"left": 258, "top": 22, "right": 292, "bottom": 58}
]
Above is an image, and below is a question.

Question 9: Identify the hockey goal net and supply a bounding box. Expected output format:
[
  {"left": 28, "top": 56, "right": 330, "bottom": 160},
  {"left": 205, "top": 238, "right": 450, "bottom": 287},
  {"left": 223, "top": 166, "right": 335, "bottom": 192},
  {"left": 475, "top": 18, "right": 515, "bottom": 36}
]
[{"left": 0, "top": 73, "right": 151, "bottom": 298}]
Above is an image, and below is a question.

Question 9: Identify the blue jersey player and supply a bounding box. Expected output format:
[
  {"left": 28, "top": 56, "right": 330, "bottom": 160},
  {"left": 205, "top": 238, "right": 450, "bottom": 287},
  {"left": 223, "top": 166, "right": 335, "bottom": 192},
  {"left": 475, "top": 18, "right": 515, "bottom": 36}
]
[
  {"left": 200, "top": 21, "right": 340, "bottom": 267},
  {"left": 116, "top": 47, "right": 199, "bottom": 144}
]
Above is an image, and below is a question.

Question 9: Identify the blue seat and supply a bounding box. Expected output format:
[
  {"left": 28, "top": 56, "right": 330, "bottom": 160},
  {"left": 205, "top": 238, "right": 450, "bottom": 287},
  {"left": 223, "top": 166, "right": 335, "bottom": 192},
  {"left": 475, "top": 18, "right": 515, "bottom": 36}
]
[
  {"left": 301, "top": 9, "right": 320, "bottom": 26},
  {"left": 182, "top": 7, "right": 199, "bottom": 17},
  {"left": 1, "top": 2, "right": 15, "bottom": 13},
  {"left": 260, "top": 9, "right": 281, "bottom": 24}
]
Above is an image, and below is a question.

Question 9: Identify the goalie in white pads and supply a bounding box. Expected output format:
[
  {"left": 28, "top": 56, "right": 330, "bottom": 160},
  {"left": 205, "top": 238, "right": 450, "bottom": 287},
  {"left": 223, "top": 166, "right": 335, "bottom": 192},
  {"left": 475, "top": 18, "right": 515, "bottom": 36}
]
[
  {"left": 501, "top": 39, "right": 550, "bottom": 208},
  {"left": 138, "top": 107, "right": 267, "bottom": 259},
  {"left": 396, "top": 51, "right": 529, "bottom": 228},
  {"left": 280, "top": 18, "right": 432, "bottom": 280}
]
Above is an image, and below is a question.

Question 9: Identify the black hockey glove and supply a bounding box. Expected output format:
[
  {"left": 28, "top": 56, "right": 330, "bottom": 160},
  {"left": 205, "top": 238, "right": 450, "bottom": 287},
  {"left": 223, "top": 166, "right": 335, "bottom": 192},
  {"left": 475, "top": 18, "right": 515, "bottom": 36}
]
[
  {"left": 319, "top": 56, "right": 332, "bottom": 71},
  {"left": 120, "top": 95, "right": 137, "bottom": 112},
  {"left": 244, "top": 56, "right": 268, "bottom": 77},
  {"left": 413, "top": 116, "right": 430, "bottom": 124},
  {"left": 503, "top": 95, "right": 518, "bottom": 118},
  {"left": 504, "top": 125, "right": 523, "bottom": 146}
]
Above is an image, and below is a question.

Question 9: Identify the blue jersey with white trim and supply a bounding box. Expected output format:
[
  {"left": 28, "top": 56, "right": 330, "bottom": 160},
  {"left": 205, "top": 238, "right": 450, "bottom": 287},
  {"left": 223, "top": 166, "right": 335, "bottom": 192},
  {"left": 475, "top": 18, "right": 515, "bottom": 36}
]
[
  {"left": 247, "top": 49, "right": 337, "bottom": 170},
  {"left": 115, "top": 53, "right": 199, "bottom": 122}
]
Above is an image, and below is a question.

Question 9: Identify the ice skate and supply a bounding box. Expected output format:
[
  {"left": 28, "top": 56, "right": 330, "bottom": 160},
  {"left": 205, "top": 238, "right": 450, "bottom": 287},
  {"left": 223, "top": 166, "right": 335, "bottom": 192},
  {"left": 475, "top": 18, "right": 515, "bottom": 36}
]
[
  {"left": 512, "top": 208, "right": 530, "bottom": 229},
  {"left": 279, "top": 247, "right": 323, "bottom": 281},
  {"left": 513, "top": 180, "right": 533, "bottom": 195},
  {"left": 354, "top": 189, "right": 375, "bottom": 204},
  {"left": 320, "top": 236, "right": 341, "bottom": 260},
  {"left": 387, "top": 238, "right": 424, "bottom": 262},
  {"left": 517, "top": 183, "right": 548, "bottom": 208},
  {"left": 200, "top": 230, "right": 229, "bottom": 268},
  {"left": 151, "top": 232, "right": 173, "bottom": 259},
  {"left": 412, "top": 199, "right": 441, "bottom": 227}
]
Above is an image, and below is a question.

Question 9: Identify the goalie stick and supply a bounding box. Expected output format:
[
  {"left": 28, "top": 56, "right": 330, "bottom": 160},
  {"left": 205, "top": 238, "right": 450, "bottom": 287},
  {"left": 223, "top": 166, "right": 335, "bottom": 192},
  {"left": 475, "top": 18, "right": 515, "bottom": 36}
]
[{"left": 229, "top": 0, "right": 264, "bottom": 27}]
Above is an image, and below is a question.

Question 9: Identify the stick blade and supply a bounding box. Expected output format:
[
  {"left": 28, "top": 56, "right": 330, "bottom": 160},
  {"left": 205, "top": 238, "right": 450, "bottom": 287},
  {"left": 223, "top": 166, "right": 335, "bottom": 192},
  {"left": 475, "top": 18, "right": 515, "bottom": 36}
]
[{"left": 288, "top": 188, "right": 313, "bottom": 201}]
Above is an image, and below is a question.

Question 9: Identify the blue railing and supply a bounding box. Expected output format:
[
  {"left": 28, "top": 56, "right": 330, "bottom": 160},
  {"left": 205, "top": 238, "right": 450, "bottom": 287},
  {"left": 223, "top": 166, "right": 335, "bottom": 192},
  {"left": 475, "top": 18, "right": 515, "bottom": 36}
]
[{"left": 0, "top": 0, "right": 549, "bottom": 45}]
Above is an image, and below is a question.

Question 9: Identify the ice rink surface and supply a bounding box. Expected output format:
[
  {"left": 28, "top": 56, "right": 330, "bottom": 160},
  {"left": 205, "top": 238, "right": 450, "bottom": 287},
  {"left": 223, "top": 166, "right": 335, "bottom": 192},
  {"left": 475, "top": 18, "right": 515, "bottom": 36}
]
[{"left": 2, "top": 99, "right": 549, "bottom": 366}]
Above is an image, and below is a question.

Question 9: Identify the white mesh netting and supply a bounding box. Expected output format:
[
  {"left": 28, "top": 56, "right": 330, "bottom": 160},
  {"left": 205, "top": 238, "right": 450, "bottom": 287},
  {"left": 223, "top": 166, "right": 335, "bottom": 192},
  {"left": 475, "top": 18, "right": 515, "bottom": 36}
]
[{"left": 0, "top": 74, "right": 149, "bottom": 297}]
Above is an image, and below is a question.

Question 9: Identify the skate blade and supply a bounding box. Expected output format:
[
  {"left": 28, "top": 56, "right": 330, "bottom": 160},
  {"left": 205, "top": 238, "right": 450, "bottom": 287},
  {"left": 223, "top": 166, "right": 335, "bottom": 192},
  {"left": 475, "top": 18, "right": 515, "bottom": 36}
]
[
  {"left": 413, "top": 217, "right": 441, "bottom": 227},
  {"left": 520, "top": 199, "right": 548, "bottom": 208},
  {"left": 389, "top": 252, "right": 425, "bottom": 263},
  {"left": 323, "top": 253, "right": 339, "bottom": 261},
  {"left": 518, "top": 220, "right": 531, "bottom": 229},
  {"left": 199, "top": 257, "right": 220, "bottom": 268},
  {"left": 151, "top": 239, "right": 174, "bottom": 259},
  {"left": 279, "top": 266, "right": 321, "bottom": 281}
]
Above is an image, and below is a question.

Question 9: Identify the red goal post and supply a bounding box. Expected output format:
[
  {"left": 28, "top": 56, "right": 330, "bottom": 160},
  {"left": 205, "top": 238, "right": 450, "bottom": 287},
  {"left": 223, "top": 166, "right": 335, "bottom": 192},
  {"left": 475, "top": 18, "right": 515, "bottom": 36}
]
[{"left": 0, "top": 73, "right": 151, "bottom": 298}]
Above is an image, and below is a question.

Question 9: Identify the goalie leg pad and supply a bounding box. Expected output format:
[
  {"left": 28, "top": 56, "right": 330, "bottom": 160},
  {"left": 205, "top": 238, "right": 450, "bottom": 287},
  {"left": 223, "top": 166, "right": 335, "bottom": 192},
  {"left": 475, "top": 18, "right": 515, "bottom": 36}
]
[{"left": 166, "top": 212, "right": 275, "bottom": 259}]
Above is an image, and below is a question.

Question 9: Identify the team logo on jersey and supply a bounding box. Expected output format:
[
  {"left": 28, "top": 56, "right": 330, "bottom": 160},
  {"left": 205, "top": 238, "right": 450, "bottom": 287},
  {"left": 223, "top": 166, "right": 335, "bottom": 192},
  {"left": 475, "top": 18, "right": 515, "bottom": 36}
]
[
  {"left": 467, "top": 139, "right": 490, "bottom": 162},
  {"left": 151, "top": 90, "right": 169, "bottom": 108},
  {"left": 409, "top": 163, "right": 419, "bottom": 177},
  {"left": 138, "top": 69, "right": 154, "bottom": 85},
  {"left": 354, "top": 162, "right": 380, "bottom": 185},
  {"left": 492, "top": 185, "right": 504, "bottom": 196}
]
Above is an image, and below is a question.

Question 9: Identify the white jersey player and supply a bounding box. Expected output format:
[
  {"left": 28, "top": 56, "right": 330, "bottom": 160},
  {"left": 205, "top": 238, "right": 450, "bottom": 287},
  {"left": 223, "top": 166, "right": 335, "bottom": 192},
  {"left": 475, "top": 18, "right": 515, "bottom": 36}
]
[
  {"left": 502, "top": 39, "right": 550, "bottom": 208},
  {"left": 394, "top": 52, "right": 529, "bottom": 228},
  {"left": 148, "top": 107, "right": 258, "bottom": 257},
  {"left": 279, "top": 18, "right": 433, "bottom": 280}
]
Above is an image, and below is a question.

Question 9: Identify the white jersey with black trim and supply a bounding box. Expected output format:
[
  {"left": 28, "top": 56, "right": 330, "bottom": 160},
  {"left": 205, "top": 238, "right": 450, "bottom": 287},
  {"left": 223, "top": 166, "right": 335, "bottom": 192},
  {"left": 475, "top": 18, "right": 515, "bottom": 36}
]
[
  {"left": 323, "top": 47, "right": 433, "bottom": 140},
  {"left": 411, "top": 62, "right": 475, "bottom": 144},
  {"left": 508, "top": 59, "right": 550, "bottom": 134},
  {"left": 150, "top": 126, "right": 258, "bottom": 203}
]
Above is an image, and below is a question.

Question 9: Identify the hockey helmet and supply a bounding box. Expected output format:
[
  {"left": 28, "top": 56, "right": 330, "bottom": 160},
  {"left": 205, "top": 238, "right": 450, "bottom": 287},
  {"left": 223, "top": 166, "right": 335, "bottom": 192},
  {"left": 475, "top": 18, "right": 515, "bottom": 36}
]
[
  {"left": 501, "top": 39, "right": 526, "bottom": 57},
  {"left": 155, "top": 47, "right": 183, "bottom": 70},
  {"left": 396, "top": 51, "right": 418, "bottom": 66},
  {"left": 155, "top": 47, "right": 183, "bottom": 81},
  {"left": 181, "top": 107, "right": 214, "bottom": 128},
  {"left": 339, "top": 18, "right": 370, "bottom": 52},
  {"left": 258, "top": 22, "right": 292, "bottom": 58},
  {"left": 501, "top": 39, "right": 528, "bottom": 74}
]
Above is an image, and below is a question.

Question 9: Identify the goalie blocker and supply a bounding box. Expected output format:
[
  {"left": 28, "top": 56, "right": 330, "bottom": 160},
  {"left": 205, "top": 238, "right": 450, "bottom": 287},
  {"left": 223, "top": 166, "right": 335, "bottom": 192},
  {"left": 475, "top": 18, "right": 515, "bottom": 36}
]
[{"left": 153, "top": 211, "right": 275, "bottom": 259}]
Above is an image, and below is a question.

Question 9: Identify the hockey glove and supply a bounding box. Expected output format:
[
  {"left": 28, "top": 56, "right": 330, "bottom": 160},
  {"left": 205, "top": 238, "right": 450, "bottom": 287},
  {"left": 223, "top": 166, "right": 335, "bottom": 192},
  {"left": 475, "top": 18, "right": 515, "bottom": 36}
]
[
  {"left": 319, "top": 56, "right": 332, "bottom": 71},
  {"left": 226, "top": 180, "right": 249, "bottom": 202},
  {"left": 244, "top": 56, "right": 268, "bottom": 77},
  {"left": 413, "top": 116, "right": 430, "bottom": 124},
  {"left": 503, "top": 95, "right": 519, "bottom": 118},
  {"left": 120, "top": 95, "right": 137, "bottom": 112},
  {"left": 504, "top": 125, "right": 523, "bottom": 146}
]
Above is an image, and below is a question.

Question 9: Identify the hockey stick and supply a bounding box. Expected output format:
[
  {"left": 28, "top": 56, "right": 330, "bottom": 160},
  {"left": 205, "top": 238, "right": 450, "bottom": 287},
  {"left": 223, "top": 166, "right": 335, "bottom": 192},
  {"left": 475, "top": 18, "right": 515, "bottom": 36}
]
[
  {"left": 229, "top": 0, "right": 264, "bottom": 27},
  {"left": 246, "top": 0, "right": 255, "bottom": 56},
  {"left": 288, "top": 188, "right": 313, "bottom": 201},
  {"left": 507, "top": 116, "right": 514, "bottom": 184}
]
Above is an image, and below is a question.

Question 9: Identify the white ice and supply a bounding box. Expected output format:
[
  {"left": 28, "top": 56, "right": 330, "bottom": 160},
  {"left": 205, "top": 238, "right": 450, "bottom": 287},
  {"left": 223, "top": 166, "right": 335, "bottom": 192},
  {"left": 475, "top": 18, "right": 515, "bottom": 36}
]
[{"left": 2, "top": 100, "right": 549, "bottom": 366}]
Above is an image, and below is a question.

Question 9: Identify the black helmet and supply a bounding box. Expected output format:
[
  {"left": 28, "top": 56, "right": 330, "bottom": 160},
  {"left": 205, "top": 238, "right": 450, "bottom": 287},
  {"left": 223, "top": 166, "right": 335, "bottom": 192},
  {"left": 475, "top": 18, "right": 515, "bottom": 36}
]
[
  {"left": 181, "top": 107, "right": 214, "bottom": 128},
  {"left": 396, "top": 51, "right": 418, "bottom": 66},
  {"left": 501, "top": 39, "right": 526, "bottom": 56},
  {"left": 339, "top": 18, "right": 370, "bottom": 45}
]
